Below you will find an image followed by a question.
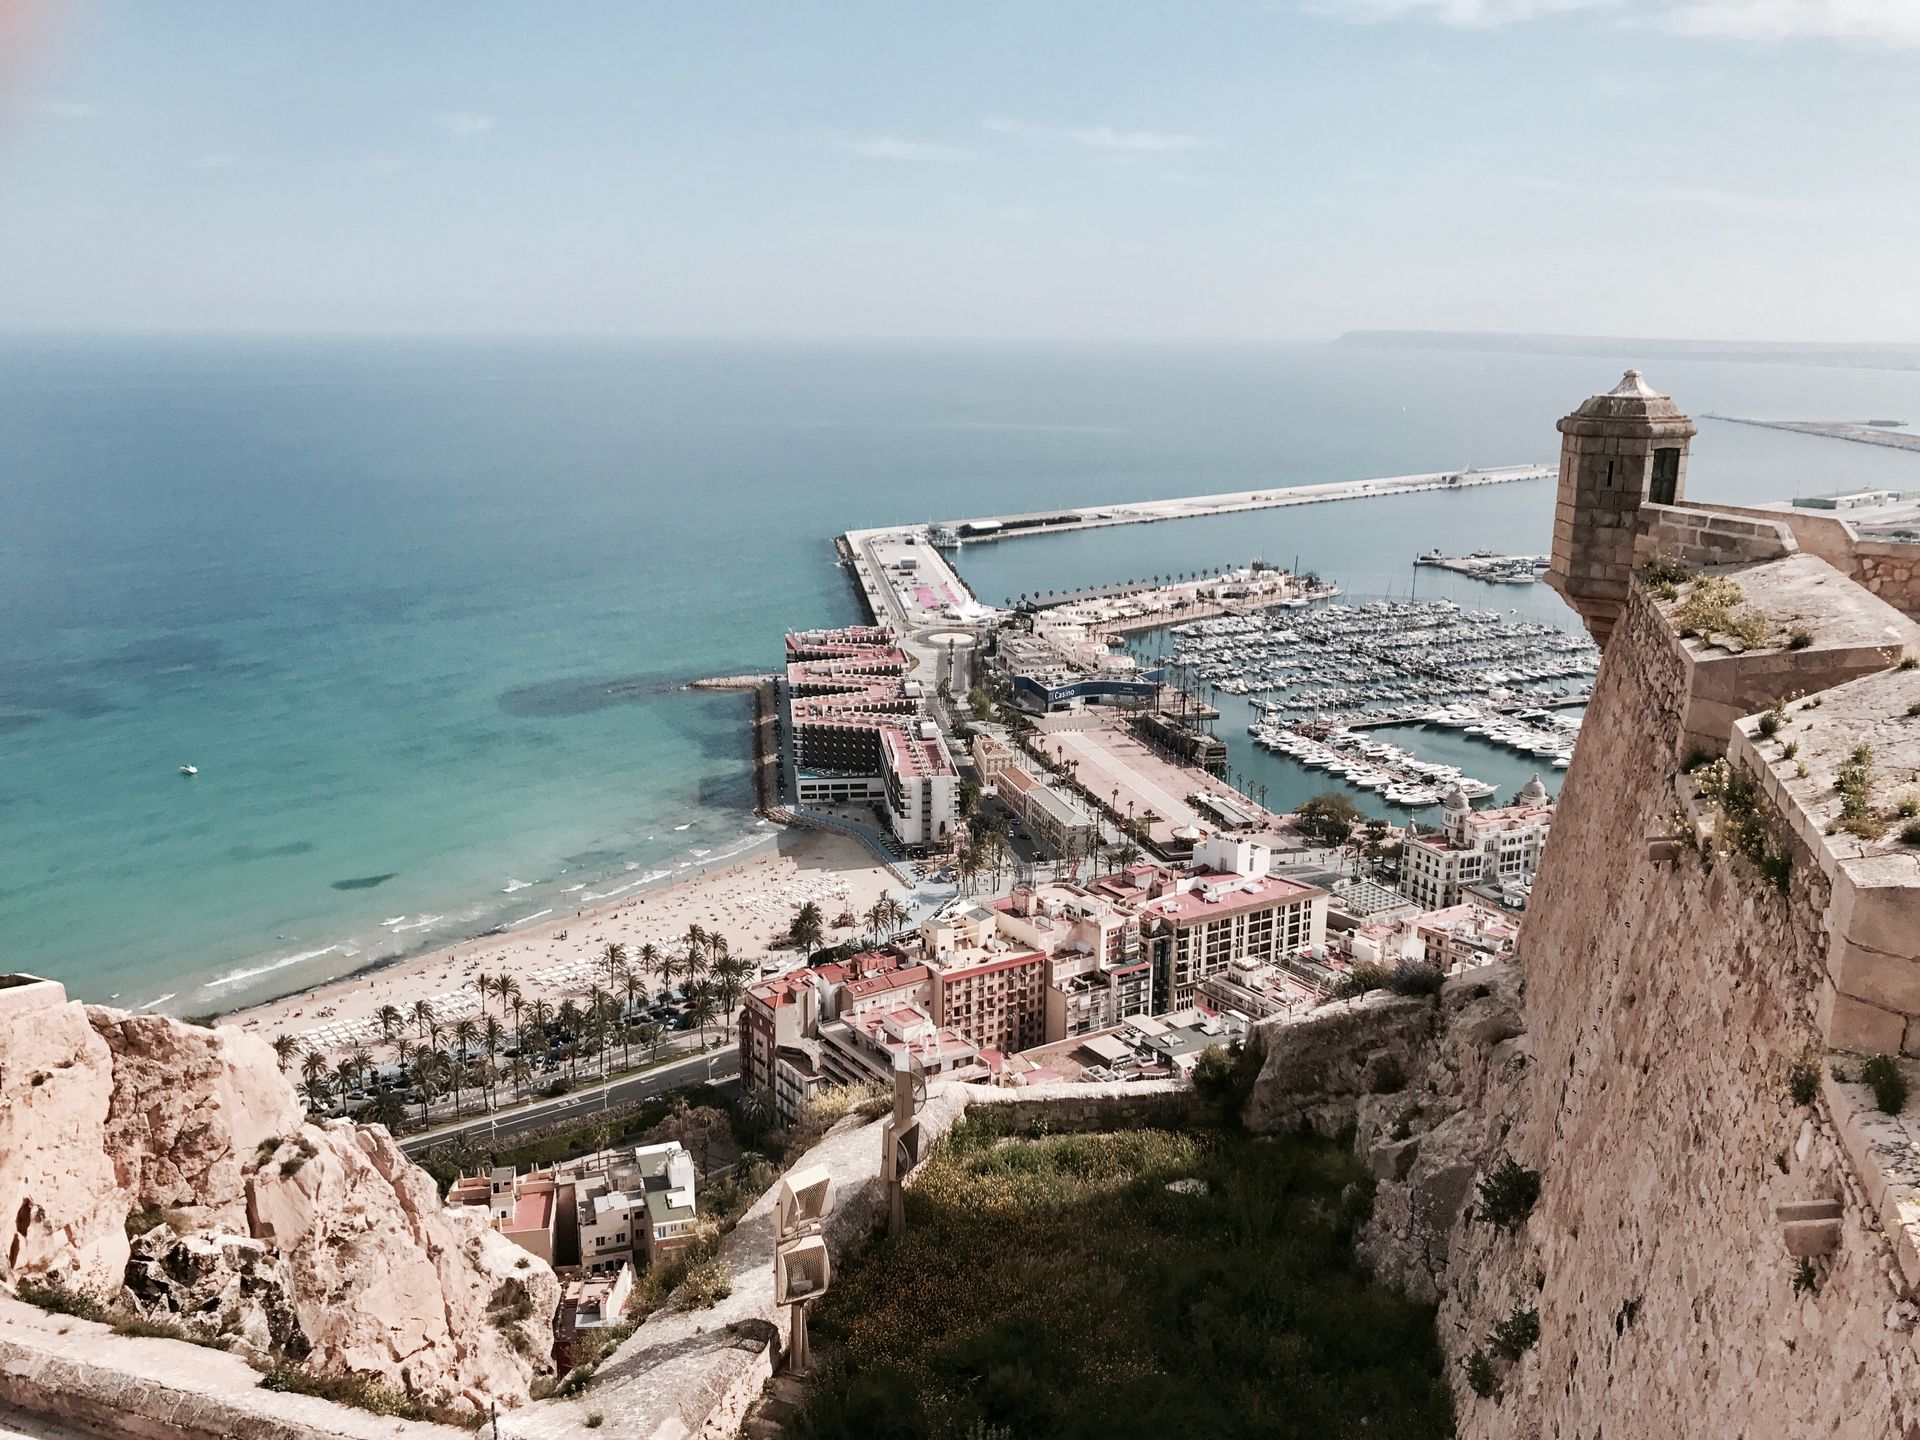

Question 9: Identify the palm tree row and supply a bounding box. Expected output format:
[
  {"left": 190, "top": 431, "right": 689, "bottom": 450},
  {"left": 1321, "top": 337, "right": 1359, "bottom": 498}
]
[{"left": 271, "top": 927, "right": 759, "bottom": 1128}]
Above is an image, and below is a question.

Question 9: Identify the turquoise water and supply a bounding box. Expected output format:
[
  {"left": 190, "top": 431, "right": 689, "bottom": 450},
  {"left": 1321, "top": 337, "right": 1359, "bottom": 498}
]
[{"left": 5, "top": 335, "right": 1919, "bottom": 1009}]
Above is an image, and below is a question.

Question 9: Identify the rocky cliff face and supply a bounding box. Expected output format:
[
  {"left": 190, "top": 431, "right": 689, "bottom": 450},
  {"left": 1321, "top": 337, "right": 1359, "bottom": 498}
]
[{"left": 0, "top": 979, "right": 556, "bottom": 1414}]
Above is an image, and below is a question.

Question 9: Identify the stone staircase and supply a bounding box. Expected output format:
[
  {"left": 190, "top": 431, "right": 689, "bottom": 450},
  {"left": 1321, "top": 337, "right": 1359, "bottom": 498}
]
[{"left": 740, "top": 1373, "right": 809, "bottom": 1440}]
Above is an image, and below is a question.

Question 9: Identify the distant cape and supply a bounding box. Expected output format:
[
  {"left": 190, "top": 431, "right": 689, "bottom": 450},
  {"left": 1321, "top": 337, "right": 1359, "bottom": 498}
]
[{"left": 1334, "top": 329, "right": 1920, "bottom": 374}]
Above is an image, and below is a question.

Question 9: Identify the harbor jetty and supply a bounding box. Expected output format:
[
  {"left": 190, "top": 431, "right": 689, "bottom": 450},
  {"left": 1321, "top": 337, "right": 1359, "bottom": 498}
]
[{"left": 927, "top": 462, "right": 1551, "bottom": 546}]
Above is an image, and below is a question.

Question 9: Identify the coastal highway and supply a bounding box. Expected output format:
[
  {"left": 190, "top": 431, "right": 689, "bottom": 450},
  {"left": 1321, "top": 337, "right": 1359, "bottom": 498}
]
[{"left": 398, "top": 1045, "right": 740, "bottom": 1158}]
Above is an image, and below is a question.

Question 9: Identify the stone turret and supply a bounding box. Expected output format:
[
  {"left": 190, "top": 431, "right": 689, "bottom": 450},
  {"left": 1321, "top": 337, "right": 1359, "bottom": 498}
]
[{"left": 1546, "top": 370, "right": 1697, "bottom": 646}]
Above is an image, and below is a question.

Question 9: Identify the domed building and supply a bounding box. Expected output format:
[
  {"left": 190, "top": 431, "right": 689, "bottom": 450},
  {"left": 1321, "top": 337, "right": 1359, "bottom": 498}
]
[{"left": 1402, "top": 776, "right": 1557, "bottom": 911}]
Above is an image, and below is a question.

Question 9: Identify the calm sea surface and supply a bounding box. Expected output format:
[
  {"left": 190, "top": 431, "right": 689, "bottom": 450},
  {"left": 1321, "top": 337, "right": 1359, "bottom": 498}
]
[{"left": 5, "top": 336, "right": 1918, "bottom": 1009}]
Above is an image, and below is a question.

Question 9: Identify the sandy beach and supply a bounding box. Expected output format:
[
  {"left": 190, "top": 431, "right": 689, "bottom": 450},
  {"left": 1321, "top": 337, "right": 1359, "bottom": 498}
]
[{"left": 226, "top": 829, "right": 903, "bottom": 1061}]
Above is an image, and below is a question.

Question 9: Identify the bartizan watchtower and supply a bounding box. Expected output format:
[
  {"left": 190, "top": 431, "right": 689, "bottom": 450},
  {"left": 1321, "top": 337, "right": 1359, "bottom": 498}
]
[{"left": 1546, "top": 370, "right": 1696, "bottom": 646}]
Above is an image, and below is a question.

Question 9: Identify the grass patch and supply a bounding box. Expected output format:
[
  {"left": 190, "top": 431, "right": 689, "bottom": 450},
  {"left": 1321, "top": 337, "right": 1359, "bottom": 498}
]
[
  {"left": 790, "top": 1123, "right": 1452, "bottom": 1440},
  {"left": 257, "top": 1365, "right": 477, "bottom": 1426},
  {"left": 1671, "top": 576, "right": 1775, "bottom": 651},
  {"left": 14, "top": 1277, "right": 107, "bottom": 1322}
]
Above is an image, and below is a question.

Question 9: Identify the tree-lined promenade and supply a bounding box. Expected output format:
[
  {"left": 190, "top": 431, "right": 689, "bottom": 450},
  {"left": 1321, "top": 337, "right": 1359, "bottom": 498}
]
[{"left": 274, "top": 894, "right": 921, "bottom": 1133}]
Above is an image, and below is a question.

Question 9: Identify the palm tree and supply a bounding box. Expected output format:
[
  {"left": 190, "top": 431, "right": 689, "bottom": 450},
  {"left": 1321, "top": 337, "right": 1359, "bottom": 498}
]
[
  {"left": 601, "top": 942, "right": 627, "bottom": 991},
  {"left": 481, "top": 1017, "right": 506, "bottom": 1108},
  {"left": 636, "top": 1019, "right": 664, "bottom": 1064},
  {"left": 506, "top": 1055, "right": 532, "bottom": 1102},
  {"left": 300, "top": 1047, "right": 329, "bottom": 1091},
  {"left": 472, "top": 971, "right": 493, "bottom": 1014},
  {"left": 524, "top": 997, "right": 553, "bottom": 1059},
  {"left": 300, "top": 1074, "right": 333, "bottom": 1113},
  {"left": 685, "top": 980, "right": 717, "bottom": 1049},
  {"left": 585, "top": 986, "right": 613, "bottom": 1078},
  {"left": 556, "top": 1000, "right": 583, "bottom": 1082},
  {"left": 789, "top": 901, "right": 826, "bottom": 957},
  {"left": 500, "top": 978, "right": 524, "bottom": 1051},
  {"left": 409, "top": 998, "right": 436, "bottom": 1039},
  {"left": 358, "top": 1090, "right": 405, "bottom": 1133},
  {"left": 333, "top": 1055, "right": 362, "bottom": 1099},
  {"left": 271, "top": 1033, "right": 301, "bottom": 1069},
  {"left": 376, "top": 1004, "right": 403, "bottom": 1045},
  {"left": 408, "top": 1052, "right": 444, "bottom": 1127},
  {"left": 711, "top": 953, "right": 751, "bottom": 1043},
  {"left": 632, "top": 940, "right": 658, "bottom": 982},
  {"left": 450, "top": 1015, "right": 480, "bottom": 1065},
  {"left": 619, "top": 966, "right": 644, "bottom": 1067}
]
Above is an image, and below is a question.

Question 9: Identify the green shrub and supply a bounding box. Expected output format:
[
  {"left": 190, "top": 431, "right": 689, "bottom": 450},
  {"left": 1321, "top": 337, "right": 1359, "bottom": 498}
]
[
  {"left": 1861, "top": 1054, "right": 1908, "bottom": 1115},
  {"left": 1387, "top": 963, "right": 1447, "bottom": 997},
  {"left": 1909, "top": 702, "right": 1920, "bottom": 720},
  {"left": 1490, "top": 1306, "right": 1540, "bottom": 1361},
  {"left": 1639, "top": 555, "right": 1694, "bottom": 587},
  {"left": 1462, "top": 1347, "right": 1499, "bottom": 1400},
  {"left": 1756, "top": 707, "right": 1783, "bottom": 738},
  {"left": 1787, "top": 1056, "right": 1821, "bottom": 1107},
  {"left": 1475, "top": 1159, "right": 1541, "bottom": 1232},
  {"left": 109, "top": 1315, "right": 227, "bottom": 1349},
  {"left": 14, "top": 1277, "right": 106, "bottom": 1322},
  {"left": 1782, "top": 741, "right": 1798, "bottom": 760},
  {"left": 1335, "top": 962, "right": 1392, "bottom": 999},
  {"left": 1793, "top": 1258, "right": 1817, "bottom": 1295},
  {"left": 1190, "top": 1040, "right": 1263, "bottom": 1127},
  {"left": 673, "top": 1255, "right": 733, "bottom": 1311},
  {"left": 585, "top": 1414, "right": 605, "bottom": 1429},
  {"left": 1902, "top": 657, "right": 1920, "bottom": 671},
  {"left": 1902, "top": 820, "right": 1920, "bottom": 846},
  {"left": 1786, "top": 626, "right": 1813, "bottom": 650}
]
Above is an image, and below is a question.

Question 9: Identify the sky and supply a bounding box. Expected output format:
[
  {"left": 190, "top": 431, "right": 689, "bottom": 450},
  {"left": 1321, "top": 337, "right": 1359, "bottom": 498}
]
[{"left": 0, "top": 0, "right": 1916, "bottom": 341}]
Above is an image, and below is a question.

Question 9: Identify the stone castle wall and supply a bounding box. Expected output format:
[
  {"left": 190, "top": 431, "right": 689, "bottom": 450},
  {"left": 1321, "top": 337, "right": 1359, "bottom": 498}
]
[{"left": 1444, "top": 578, "right": 1920, "bottom": 1439}]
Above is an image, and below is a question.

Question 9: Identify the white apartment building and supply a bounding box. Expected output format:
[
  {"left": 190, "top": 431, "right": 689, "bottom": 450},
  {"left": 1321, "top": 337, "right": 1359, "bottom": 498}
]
[{"left": 1401, "top": 779, "right": 1553, "bottom": 911}]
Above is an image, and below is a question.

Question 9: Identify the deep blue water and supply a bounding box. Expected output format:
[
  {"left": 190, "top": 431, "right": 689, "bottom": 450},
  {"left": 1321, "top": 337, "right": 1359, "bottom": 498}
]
[{"left": 5, "top": 335, "right": 1918, "bottom": 1009}]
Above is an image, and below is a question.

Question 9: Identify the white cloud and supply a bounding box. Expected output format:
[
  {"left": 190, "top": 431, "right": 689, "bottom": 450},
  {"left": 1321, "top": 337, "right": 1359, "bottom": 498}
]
[
  {"left": 1305, "top": 0, "right": 1608, "bottom": 25},
  {"left": 983, "top": 118, "right": 1213, "bottom": 152},
  {"left": 1656, "top": 0, "right": 1920, "bottom": 42},
  {"left": 192, "top": 153, "right": 238, "bottom": 170},
  {"left": 838, "top": 136, "right": 975, "bottom": 162},
  {"left": 1307, "top": 0, "right": 1920, "bottom": 39},
  {"left": 437, "top": 112, "right": 495, "bottom": 139}
]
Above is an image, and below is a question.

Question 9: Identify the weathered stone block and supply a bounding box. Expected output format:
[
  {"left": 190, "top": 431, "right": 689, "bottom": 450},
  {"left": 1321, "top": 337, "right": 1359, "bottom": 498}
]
[{"left": 1820, "top": 978, "right": 1907, "bottom": 1053}]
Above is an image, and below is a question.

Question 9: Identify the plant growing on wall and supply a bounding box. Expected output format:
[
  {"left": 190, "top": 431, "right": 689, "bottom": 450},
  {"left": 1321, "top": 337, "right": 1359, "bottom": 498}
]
[
  {"left": 1476, "top": 1158, "right": 1541, "bottom": 1232},
  {"left": 1861, "top": 1054, "right": 1909, "bottom": 1116}
]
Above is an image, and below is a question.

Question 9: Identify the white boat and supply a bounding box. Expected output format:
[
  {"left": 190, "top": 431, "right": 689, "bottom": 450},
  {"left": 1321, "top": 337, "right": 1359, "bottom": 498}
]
[{"left": 179, "top": 765, "right": 198, "bottom": 777}]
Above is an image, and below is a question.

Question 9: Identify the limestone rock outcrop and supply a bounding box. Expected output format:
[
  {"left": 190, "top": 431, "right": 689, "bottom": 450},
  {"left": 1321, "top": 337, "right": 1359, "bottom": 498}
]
[
  {"left": 247, "top": 1122, "right": 558, "bottom": 1409},
  {"left": 124, "top": 1223, "right": 306, "bottom": 1359},
  {"left": 88, "top": 1009, "right": 303, "bottom": 1228},
  {"left": 0, "top": 977, "right": 558, "bottom": 1413},
  {"left": 0, "top": 978, "right": 127, "bottom": 1296}
]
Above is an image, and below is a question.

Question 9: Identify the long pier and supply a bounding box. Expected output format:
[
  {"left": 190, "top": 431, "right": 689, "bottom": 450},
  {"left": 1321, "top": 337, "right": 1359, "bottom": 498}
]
[{"left": 930, "top": 463, "right": 1552, "bottom": 545}]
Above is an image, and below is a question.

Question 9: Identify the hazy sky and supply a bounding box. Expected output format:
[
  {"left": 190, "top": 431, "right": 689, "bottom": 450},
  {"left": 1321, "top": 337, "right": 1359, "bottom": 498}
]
[{"left": 2, "top": 1, "right": 1916, "bottom": 340}]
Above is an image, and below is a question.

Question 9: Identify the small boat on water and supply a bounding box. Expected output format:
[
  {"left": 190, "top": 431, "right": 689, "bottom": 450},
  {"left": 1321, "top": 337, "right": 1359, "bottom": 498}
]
[{"left": 179, "top": 764, "right": 198, "bottom": 777}]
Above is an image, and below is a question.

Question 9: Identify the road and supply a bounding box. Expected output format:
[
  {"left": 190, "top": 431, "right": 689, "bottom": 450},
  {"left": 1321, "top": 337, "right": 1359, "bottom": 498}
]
[{"left": 398, "top": 1045, "right": 741, "bottom": 1157}]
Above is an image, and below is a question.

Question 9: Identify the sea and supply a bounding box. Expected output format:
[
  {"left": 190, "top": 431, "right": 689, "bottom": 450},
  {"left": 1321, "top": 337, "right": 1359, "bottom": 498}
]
[{"left": 6, "top": 334, "right": 1920, "bottom": 1012}]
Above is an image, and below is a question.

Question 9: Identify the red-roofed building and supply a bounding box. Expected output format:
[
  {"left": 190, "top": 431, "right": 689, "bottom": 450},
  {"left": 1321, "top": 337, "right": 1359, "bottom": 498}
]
[
  {"left": 740, "top": 967, "right": 827, "bottom": 1097},
  {"left": 1137, "top": 869, "right": 1328, "bottom": 1010},
  {"left": 929, "top": 946, "right": 1049, "bottom": 1054},
  {"left": 818, "top": 1003, "right": 982, "bottom": 1089}
]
